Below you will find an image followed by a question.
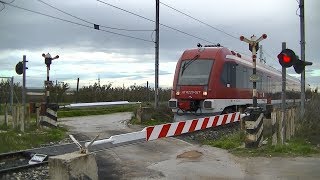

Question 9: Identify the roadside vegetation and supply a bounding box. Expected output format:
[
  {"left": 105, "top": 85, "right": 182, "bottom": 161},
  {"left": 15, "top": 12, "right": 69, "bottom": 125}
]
[
  {"left": 0, "top": 122, "right": 67, "bottom": 153},
  {"left": 203, "top": 93, "right": 320, "bottom": 157},
  {"left": 130, "top": 103, "right": 174, "bottom": 126},
  {"left": 58, "top": 104, "right": 139, "bottom": 118}
]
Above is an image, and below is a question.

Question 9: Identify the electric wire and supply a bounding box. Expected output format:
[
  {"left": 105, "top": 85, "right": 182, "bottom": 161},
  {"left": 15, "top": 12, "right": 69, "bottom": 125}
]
[
  {"left": 263, "top": 49, "right": 275, "bottom": 61},
  {"left": 0, "top": 3, "right": 4, "bottom": 12},
  {"left": 159, "top": 1, "right": 281, "bottom": 61},
  {"left": 96, "top": 0, "right": 215, "bottom": 44},
  {"left": 159, "top": 1, "right": 239, "bottom": 40},
  {"left": 0, "top": 0, "right": 16, "bottom": 12},
  {"left": 36, "top": 0, "right": 154, "bottom": 32},
  {"left": 2, "top": 1, "right": 153, "bottom": 43}
]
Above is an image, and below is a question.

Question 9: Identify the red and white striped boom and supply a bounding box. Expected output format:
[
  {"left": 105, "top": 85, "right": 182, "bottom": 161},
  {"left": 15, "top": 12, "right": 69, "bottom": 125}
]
[{"left": 80, "top": 112, "right": 247, "bottom": 153}]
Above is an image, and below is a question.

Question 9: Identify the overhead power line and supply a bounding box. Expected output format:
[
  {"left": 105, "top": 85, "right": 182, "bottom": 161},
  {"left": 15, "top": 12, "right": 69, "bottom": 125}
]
[
  {"left": 159, "top": 2, "right": 239, "bottom": 40},
  {"left": 159, "top": 1, "right": 280, "bottom": 60},
  {"left": 36, "top": 0, "right": 153, "bottom": 32},
  {"left": 2, "top": 1, "right": 153, "bottom": 43},
  {"left": 96, "top": 0, "right": 215, "bottom": 44}
]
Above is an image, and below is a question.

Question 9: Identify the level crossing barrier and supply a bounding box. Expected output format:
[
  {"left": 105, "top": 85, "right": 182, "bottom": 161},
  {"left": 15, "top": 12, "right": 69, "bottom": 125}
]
[
  {"left": 51, "top": 112, "right": 248, "bottom": 179},
  {"left": 74, "top": 112, "right": 247, "bottom": 152}
]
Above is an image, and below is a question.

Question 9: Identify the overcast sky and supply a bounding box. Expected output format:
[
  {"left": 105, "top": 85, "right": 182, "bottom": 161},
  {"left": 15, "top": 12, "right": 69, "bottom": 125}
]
[{"left": 0, "top": 0, "right": 319, "bottom": 90}]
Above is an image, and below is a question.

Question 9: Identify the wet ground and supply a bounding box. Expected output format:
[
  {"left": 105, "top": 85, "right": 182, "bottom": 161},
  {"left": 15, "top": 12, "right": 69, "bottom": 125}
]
[{"left": 59, "top": 112, "right": 320, "bottom": 180}]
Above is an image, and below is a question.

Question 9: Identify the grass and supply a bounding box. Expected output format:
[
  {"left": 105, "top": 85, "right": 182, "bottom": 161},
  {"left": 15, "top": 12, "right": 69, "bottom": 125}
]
[
  {"left": 0, "top": 124, "right": 67, "bottom": 153},
  {"left": 131, "top": 116, "right": 171, "bottom": 126},
  {"left": 202, "top": 131, "right": 320, "bottom": 157},
  {"left": 130, "top": 104, "right": 173, "bottom": 126},
  {"left": 58, "top": 104, "right": 138, "bottom": 118},
  {"left": 202, "top": 132, "right": 244, "bottom": 150},
  {"left": 231, "top": 138, "right": 320, "bottom": 157}
]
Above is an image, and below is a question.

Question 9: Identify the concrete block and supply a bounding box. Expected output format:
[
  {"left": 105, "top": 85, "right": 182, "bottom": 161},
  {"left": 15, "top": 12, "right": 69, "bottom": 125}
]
[
  {"left": 49, "top": 152, "right": 98, "bottom": 180},
  {"left": 136, "top": 107, "right": 153, "bottom": 123}
]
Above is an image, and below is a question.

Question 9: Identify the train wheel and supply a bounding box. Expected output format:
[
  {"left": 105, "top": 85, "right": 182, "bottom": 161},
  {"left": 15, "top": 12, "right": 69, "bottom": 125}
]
[
  {"left": 193, "top": 108, "right": 202, "bottom": 116},
  {"left": 176, "top": 108, "right": 185, "bottom": 116}
]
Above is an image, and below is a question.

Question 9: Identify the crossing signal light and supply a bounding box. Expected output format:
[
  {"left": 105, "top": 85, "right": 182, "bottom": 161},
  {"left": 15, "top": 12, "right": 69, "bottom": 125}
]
[
  {"left": 15, "top": 61, "right": 23, "bottom": 75},
  {"left": 277, "top": 49, "right": 297, "bottom": 68},
  {"left": 277, "top": 48, "right": 312, "bottom": 74}
]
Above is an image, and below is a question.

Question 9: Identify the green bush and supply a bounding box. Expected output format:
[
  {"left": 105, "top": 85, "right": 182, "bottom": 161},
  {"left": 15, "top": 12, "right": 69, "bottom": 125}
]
[{"left": 296, "top": 94, "right": 320, "bottom": 144}]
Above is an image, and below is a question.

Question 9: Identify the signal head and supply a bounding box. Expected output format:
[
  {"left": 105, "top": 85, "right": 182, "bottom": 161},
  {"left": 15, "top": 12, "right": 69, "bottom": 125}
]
[
  {"left": 262, "top": 34, "right": 267, "bottom": 39},
  {"left": 277, "top": 49, "right": 297, "bottom": 68}
]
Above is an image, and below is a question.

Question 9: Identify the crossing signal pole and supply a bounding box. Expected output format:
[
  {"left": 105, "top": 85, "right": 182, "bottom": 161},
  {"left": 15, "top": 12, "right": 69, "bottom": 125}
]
[
  {"left": 14, "top": 55, "right": 28, "bottom": 132},
  {"left": 299, "top": 0, "right": 306, "bottom": 115},
  {"left": 42, "top": 53, "right": 59, "bottom": 105},
  {"left": 240, "top": 34, "right": 267, "bottom": 108},
  {"left": 154, "top": 0, "right": 160, "bottom": 108}
]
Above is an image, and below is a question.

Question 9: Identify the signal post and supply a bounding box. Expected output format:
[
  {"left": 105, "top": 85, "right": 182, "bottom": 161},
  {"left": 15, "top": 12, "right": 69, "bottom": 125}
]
[
  {"left": 240, "top": 34, "right": 267, "bottom": 148},
  {"left": 40, "top": 53, "right": 60, "bottom": 127},
  {"left": 277, "top": 45, "right": 312, "bottom": 143}
]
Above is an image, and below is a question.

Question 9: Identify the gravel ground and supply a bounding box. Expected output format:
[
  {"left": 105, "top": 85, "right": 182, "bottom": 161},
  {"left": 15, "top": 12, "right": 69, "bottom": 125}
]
[
  {"left": 1, "top": 165, "right": 49, "bottom": 180},
  {"left": 0, "top": 137, "right": 74, "bottom": 180}
]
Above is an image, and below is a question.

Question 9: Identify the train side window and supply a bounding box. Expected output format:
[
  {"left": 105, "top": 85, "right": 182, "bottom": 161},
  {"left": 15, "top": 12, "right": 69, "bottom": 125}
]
[
  {"left": 267, "top": 76, "right": 271, "bottom": 93},
  {"left": 236, "top": 65, "right": 243, "bottom": 88},
  {"left": 243, "top": 67, "right": 249, "bottom": 88},
  {"left": 221, "top": 64, "right": 228, "bottom": 85}
]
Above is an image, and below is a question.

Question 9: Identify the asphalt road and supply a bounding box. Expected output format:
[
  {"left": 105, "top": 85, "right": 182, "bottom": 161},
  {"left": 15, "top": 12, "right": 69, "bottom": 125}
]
[{"left": 59, "top": 112, "right": 320, "bottom": 180}]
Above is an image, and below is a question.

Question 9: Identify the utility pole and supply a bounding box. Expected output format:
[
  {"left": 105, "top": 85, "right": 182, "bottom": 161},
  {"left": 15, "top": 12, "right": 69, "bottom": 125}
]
[
  {"left": 299, "top": 0, "right": 306, "bottom": 116},
  {"left": 10, "top": 76, "right": 13, "bottom": 113},
  {"left": 281, "top": 42, "right": 287, "bottom": 113},
  {"left": 281, "top": 42, "right": 287, "bottom": 144},
  {"left": 22, "top": 55, "right": 28, "bottom": 132},
  {"left": 240, "top": 34, "right": 267, "bottom": 107},
  {"left": 76, "top": 78, "right": 79, "bottom": 103},
  {"left": 155, "top": 0, "right": 159, "bottom": 108}
]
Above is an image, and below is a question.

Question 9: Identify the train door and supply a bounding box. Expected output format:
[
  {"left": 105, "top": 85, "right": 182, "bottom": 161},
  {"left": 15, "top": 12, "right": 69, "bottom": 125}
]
[{"left": 221, "top": 62, "right": 236, "bottom": 88}]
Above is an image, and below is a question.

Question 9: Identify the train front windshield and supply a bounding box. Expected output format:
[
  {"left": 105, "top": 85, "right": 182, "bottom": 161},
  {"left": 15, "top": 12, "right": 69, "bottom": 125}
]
[{"left": 178, "top": 59, "right": 214, "bottom": 85}]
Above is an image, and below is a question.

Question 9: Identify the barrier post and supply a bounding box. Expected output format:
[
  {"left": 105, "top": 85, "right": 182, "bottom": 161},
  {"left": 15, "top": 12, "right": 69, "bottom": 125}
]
[{"left": 244, "top": 107, "right": 264, "bottom": 148}]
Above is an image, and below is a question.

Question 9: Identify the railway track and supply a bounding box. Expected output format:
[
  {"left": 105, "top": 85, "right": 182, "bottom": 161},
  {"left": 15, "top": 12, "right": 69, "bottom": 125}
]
[
  {"left": 0, "top": 140, "right": 82, "bottom": 176},
  {"left": 0, "top": 151, "right": 47, "bottom": 175}
]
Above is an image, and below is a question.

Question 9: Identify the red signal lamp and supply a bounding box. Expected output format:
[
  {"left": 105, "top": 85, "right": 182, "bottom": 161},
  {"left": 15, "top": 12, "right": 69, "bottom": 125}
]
[
  {"left": 282, "top": 54, "right": 291, "bottom": 63},
  {"left": 277, "top": 49, "right": 297, "bottom": 68}
]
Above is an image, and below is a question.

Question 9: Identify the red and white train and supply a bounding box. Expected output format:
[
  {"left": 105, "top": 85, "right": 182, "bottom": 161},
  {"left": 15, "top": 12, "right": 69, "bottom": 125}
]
[{"left": 168, "top": 45, "right": 300, "bottom": 117}]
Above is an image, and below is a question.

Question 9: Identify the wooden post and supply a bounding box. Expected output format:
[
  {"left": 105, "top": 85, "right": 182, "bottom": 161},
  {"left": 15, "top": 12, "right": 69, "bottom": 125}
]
[
  {"left": 12, "top": 106, "right": 16, "bottom": 128},
  {"left": 36, "top": 108, "right": 40, "bottom": 127},
  {"left": 4, "top": 103, "right": 8, "bottom": 126},
  {"left": 271, "top": 111, "right": 277, "bottom": 145},
  {"left": 292, "top": 107, "right": 296, "bottom": 136},
  {"left": 276, "top": 109, "right": 283, "bottom": 145},
  {"left": 20, "top": 105, "right": 24, "bottom": 132},
  {"left": 285, "top": 109, "right": 291, "bottom": 140}
]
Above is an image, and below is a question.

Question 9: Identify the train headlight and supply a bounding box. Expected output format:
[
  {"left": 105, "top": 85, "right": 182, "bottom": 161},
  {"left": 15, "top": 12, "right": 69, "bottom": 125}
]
[
  {"left": 175, "top": 86, "right": 181, "bottom": 96},
  {"left": 203, "top": 86, "right": 208, "bottom": 96}
]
